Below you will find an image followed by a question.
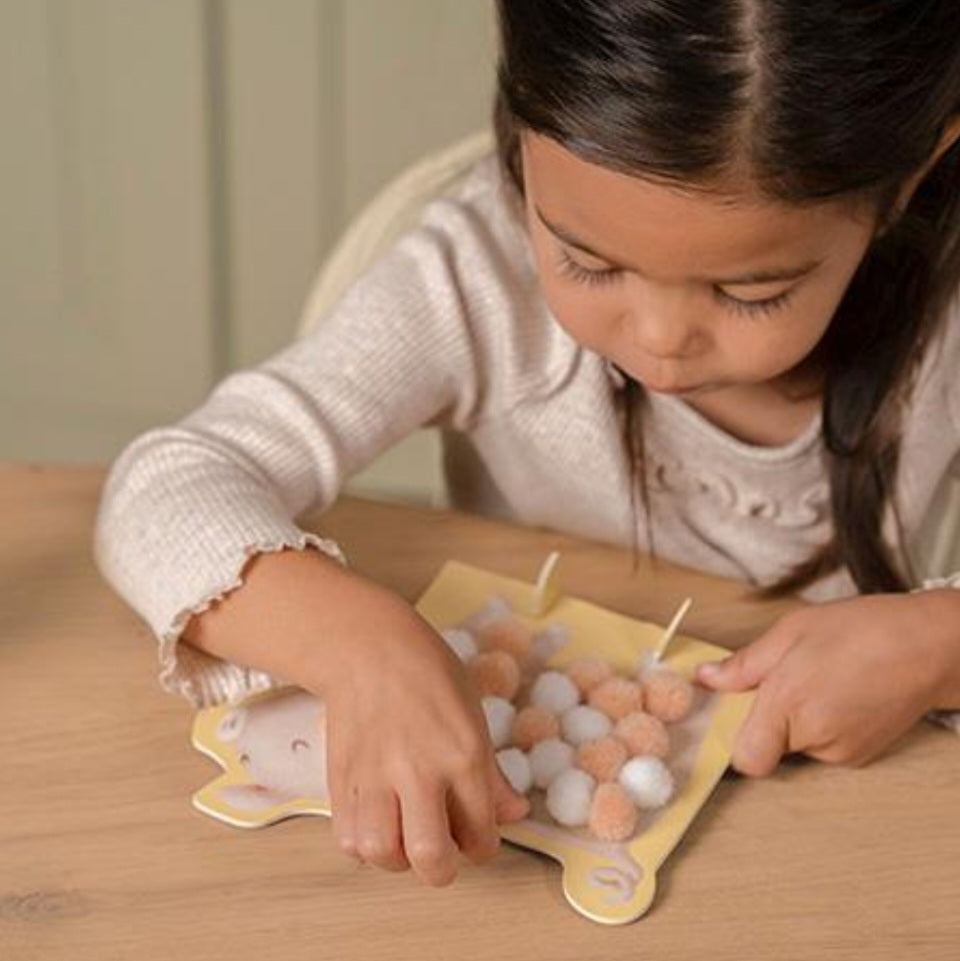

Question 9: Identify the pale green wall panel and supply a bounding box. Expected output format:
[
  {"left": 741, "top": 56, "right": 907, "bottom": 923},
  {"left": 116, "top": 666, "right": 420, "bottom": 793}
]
[
  {"left": 341, "top": 0, "right": 496, "bottom": 219},
  {"left": 0, "top": 0, "right": 494, "bottom": 502},
  {"left": 0, "top": 0, "right": 215, "bottom": 460}
]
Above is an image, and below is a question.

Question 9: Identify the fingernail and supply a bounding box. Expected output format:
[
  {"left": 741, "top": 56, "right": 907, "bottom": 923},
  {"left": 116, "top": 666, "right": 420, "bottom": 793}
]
[{"left": 698, "top": 662, "right": 722, "bottom": 680}]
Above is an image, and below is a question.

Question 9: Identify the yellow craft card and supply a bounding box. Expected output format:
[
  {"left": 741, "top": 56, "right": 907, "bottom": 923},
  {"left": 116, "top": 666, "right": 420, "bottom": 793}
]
[{"left": 191, "top": 560, "right": 753, "bottom": 924}]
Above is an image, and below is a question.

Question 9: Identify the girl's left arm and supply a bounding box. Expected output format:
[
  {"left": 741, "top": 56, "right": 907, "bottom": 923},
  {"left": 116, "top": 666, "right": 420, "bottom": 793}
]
[{"left": 696, "top": 584, "right": 960, "bottom": 775}]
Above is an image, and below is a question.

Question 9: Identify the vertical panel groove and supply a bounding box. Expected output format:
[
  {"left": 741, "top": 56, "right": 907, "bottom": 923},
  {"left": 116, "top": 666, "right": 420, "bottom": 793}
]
[
  {"left": 317, "top": 0, "right": 346, "bottom": 256},
  {"left": 202, "top": 0, "right": 231, "bottom": 379}
]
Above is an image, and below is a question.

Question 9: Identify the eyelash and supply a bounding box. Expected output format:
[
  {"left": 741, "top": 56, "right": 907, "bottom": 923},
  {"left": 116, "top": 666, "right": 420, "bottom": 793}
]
[
  {"left": 556, "top": 249, "right": 620, "bottom": 288},
  {"left": 555, "top": 248, "right": 795, "bottom": 317}
]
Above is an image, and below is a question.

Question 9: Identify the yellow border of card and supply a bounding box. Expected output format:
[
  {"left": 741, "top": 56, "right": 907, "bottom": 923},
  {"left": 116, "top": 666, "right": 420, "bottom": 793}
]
[{"left": 191, "top": 559, "right": 753, "bottom": 924}]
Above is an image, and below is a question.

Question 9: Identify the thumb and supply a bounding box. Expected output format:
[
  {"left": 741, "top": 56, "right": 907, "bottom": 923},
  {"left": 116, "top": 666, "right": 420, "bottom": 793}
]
[
  {"left": 696, "top": 624, "right": 798, "bottom": 692},
  {"left": 490, "top": 765, "right": 530, "bottom": 824}
]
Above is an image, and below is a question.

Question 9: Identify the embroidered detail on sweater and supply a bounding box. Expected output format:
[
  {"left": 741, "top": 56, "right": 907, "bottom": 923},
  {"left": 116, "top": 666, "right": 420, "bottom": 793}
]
[{"left": 647, "top": 454, "right": 830, "bottom": 529}]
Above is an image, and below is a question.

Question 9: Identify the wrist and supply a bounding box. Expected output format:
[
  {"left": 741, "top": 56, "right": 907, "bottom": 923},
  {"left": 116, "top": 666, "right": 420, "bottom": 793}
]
[
  {"left": 264, "top": 549, "right": 418, "bottom": 694},
  {"left": 184, "top": 547, "right": 415, "bottom": 695},
  {"left": 907, "top": 588, "right": 960, "bottom": 710}
]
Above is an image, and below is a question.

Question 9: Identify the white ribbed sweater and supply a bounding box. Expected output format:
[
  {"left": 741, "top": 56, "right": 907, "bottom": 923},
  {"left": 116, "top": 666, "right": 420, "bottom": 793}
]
[{"left": 94, "top": 154, "right": 960, "bottom": 709}]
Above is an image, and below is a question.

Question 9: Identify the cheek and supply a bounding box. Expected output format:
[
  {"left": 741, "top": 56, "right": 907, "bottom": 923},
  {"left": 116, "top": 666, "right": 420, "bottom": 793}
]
[
  {"left": 716, "top": 303, "right": 834, "bottom": 383},
  {"left": 718, "top": 259, "right": 861, "bottom": 377},
  {"left": 534, "top": 265, "right": 623, "bottom": 354}
]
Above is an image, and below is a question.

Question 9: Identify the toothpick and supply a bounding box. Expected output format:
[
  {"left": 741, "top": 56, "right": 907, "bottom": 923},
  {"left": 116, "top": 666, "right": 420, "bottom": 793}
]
[
  {"left": 652, "top": 596, "right": 693, "bottom": 663},
  {"left": 530, "top": 550, "right": 561, "bottom": 617}
]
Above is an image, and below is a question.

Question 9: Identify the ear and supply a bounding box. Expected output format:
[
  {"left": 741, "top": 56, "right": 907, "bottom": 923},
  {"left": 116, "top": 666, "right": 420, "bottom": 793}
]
[
  {"left": 217, "top": 708, "right": 247, "bottom": 742},
  {"left": 895, "top": 114, "right": 960, "bottom": 212}
]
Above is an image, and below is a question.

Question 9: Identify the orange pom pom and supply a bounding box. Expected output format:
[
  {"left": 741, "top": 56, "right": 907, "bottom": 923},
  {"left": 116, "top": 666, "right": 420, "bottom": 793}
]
[
  {"left": 642, "top": 671, "right": 695, "bottom": 722},
  {"left": 565, "top": 657, "right": 613, "bottom": 696},
  {"left": 588, "top": 677, "right": 644, "bottom": 720},
  {"left": 477, "top": 619, "right": 531, "bottom": 660},
  {"left": 468, "top": 651, "right": 521, "bottom": 700},
  {"left": 615, "top": 711, "right": 670, "bottom": 758},
  {"left": 511, "top": 705, "right": 560, "bottom": 750},
  {"left": 576, "top": 736, "right": 628, "bottom": 782},
  {"left": 588, "top": 783, "right": 638, "bottom": 842}
]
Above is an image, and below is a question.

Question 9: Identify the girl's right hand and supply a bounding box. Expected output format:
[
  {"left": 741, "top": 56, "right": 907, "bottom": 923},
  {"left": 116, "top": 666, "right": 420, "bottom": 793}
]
[
  {"left": 183, "top": 547, "right": 529, "bottom": 887},
  {"left": 319, "top": 598, "right": 530, "bottom": 886}
]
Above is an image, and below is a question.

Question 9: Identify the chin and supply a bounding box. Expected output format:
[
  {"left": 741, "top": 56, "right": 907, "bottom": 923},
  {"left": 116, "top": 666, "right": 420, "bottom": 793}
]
[
  {"left": 644, "top": 384, "right": 690, "bottom": 396},
  {"left": 637, "top": 377, "right": 719, "bottom": 397},
  {"left": 616, "top": 359, "right": 713, "bottom": 397}
]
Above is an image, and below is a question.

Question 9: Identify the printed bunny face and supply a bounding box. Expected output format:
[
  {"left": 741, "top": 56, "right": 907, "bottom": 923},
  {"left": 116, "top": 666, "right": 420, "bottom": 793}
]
[{"left": 217, "top": 691, "right": 328, "bottom": 806}]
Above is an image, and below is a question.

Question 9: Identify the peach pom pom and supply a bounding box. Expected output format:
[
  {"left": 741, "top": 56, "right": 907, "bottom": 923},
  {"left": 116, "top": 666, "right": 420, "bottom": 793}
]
[
  {"left": 565, "top": 657, "right": 613, "bottom": 696},
  {"left": 468, "top": 651, "right": 521, "bottom": 700},
  {"left": 615, "top": 711, "right": 670, "bottom": 759},
  {"left": 588, "top": 783, "right": 638, "bottom": 842},
  {"left": 511, "top": 705, "right": 560, "bottom": 750},
  {"left": 576, "top": 736, "right": 628, "bottom": 782},
  {"left": 588, "top": 677, "right": 644, "bottom": 720},
  {"left": 642, "top": 670, "right": 695, "bottom": 722},
  {"left": 477, "top": 619, "right": 531, "bottom": 660}
]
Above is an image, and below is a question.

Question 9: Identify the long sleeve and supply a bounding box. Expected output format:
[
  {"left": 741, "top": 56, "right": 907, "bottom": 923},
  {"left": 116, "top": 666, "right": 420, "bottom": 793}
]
[
  {"left": 922, "top": 301, "right": 960, "bottom": 732},
  {"left": 917, "top": 571, "right": 960, "bottom": 733},
  {"left": 94, "top": 192, "right": 499, "bottom": 707}
]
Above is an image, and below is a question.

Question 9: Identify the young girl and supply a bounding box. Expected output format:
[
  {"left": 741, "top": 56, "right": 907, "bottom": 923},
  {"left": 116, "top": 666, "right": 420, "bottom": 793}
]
[{"left": 96, "top": 0, "right": 960, "bottom": 888}]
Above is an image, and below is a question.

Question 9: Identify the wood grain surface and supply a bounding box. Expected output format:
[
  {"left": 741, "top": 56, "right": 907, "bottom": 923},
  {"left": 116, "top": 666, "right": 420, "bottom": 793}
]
[{"left": 2, "top": 464, "right": 957, "bottom": 961}]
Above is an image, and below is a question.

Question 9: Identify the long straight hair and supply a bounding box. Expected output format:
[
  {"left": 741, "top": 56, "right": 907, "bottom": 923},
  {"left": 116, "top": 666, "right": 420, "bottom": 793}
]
[{"left": 494, "top": 0, "right": 960, "bottom": 594}]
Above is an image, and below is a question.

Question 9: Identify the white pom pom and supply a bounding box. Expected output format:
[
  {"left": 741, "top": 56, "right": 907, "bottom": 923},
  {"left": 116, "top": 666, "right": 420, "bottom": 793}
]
[
  {"left": 440, "top": 627, "right": 478, "bottom": 662},
  {"left": 560, "top": 705, "right": 613, "bottom": 746},
  {"left": 529, "top": 737, "right": 575, "bottom": 789},
  {"left": 529, "top": 670, "right": 580, "bottom": 714},
  {"left": 546, "top": 768, "right": 596, "bottom": 827},
  {"left": 633, "top": 649, "right": 657, "bottom": 679},
  {"left": 618, "top": 757, "right": 675, "bottom": 809},
  {"left": 530, "top": 624, "right": 570, "bottom": 662},
  {"left": 482, "top": 696, "right": 516, "bottom": 749},
  {"left": 496, "top": 747, "right": 533, "bottom": 796}
]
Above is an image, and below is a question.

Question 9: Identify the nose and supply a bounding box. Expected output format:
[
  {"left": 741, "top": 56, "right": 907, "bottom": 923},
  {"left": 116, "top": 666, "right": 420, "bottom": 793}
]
[{"left": 625, "top": 280, "right": 703, "bottom": 359}]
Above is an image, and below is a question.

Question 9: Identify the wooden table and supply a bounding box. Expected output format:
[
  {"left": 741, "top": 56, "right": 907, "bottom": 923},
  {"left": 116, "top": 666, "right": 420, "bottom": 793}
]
[{"left": 2, "top": 464, "right": 958, "bottom": 961}]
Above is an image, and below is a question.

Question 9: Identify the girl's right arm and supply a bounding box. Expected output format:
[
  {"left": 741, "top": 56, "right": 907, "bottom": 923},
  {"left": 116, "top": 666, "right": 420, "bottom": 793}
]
[
  {"left": 182, "top": 547, "right": 529, "bottom": 885},
  {"left": 95, "top": 196, "right": 493, "bottom": 704},
  {"left": 94, "top": 169, "right": 530, "bottom": 883}
]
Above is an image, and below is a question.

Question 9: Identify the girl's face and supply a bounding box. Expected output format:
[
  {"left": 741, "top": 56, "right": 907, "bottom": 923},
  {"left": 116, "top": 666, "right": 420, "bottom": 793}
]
[{"left": 521, "top": 133, "right": 878, "bottom": 398}]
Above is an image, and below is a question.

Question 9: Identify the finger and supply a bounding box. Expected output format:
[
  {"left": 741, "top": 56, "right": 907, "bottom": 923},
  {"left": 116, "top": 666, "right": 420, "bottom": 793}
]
[
  {"left": 326, "top": 741, "right": 360, "bottom": 862},
  {"left": 398, "top": 780, "right": 459, "bottom": 887},
  {"left": 490, "top": 763, "right": 531, "bottom": 824},
  {"left": 354, "top": 786, "right": 410, "bottom": 872},
  {"left": 447, "top": 769, "right": 501, "bottom": 865},
  {"left": 697, "top": 619, "right": 801, "bottom": 692},
  {"left": 731, "top": 685, "right": 791, "bottom": 777}
]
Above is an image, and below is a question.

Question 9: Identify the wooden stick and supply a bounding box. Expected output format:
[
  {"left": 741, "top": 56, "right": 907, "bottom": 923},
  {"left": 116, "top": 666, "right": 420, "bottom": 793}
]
[
  {"left": 530, "top": 550, "right": 561, "bottom": 616},
  {"left": 652, "top": 596, "right": 693, "bottom": 663}
]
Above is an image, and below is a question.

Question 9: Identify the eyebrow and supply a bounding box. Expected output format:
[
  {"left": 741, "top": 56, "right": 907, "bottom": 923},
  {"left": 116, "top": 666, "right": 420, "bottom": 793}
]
[{"left": 535, "top": 206, "right": 823, "bottom": 285}]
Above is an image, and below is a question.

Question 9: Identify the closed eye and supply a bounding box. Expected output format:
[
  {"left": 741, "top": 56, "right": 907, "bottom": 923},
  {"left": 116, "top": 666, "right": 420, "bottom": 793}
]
[
  {"left": 713, "top": 286, "right": 795, "bottom": 317},
  {"left": 557, "top": 244, "right": 797, "bottom": 317},
  {"left": 556, "top": 248, "right": 622, "bottom": 287},
  {"left": 291, "top": 739, "right": 310, "bottom": 752}
]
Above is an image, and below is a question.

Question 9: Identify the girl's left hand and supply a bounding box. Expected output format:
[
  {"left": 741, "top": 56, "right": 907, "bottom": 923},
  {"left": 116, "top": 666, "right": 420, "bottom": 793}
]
[{"left": 696, "top": 591, "right": 960, "bottom": 776}]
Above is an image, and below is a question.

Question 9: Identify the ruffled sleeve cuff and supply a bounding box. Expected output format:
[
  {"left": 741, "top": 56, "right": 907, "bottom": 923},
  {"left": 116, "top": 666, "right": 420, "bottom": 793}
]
[
  {"left": 158, "top": 533, "right": 345, "bottom": 709},
  {"left": 916, "top": 572, "right": 960, "bottom": 734}
]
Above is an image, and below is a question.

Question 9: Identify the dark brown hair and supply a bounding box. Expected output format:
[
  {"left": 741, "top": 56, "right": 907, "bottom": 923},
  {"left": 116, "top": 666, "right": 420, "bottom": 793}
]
[{"left": 494, "top": 0, "right": 960, "bottom": 594}]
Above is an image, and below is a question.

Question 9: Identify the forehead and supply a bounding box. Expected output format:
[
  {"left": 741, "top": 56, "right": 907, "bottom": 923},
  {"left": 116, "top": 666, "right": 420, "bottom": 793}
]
[{"left": 521, "top": 133, "right": 863, "bottom": 276}]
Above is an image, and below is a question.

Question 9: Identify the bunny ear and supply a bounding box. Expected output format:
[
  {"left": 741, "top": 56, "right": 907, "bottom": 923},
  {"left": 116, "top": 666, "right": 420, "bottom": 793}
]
[{"left": 217, "top": 708, "right": 247, "bottom": 741}]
